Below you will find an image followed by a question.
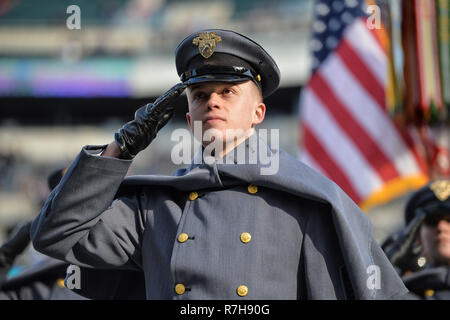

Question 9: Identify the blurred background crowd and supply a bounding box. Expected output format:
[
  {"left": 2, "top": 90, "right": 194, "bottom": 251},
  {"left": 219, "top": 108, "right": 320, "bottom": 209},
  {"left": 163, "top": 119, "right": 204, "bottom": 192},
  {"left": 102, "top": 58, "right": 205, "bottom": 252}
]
[
  {"left": 0, "top": 0, "right": 311, "bottom": 244},
  {"left": 0, "top": 0, "right": 448, "bottom": 258}
]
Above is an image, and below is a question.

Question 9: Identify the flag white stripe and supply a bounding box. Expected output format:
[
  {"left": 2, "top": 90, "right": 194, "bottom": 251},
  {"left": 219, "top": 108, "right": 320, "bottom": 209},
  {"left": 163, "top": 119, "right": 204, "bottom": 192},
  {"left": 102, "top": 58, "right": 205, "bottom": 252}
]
[
  {"left": 321, "top": 54, "right": 422, "bottom": 177},
  {"left": 302, "top": 87, "right": 383, "bottom": 197},
  {"left": 345, "top": 19, "right": 386, "bottom": 85}
]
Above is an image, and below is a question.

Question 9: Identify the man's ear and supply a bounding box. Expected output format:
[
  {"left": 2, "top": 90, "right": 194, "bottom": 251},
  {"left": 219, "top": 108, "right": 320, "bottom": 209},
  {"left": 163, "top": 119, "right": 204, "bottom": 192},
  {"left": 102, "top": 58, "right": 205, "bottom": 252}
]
[{"left": 252, "top": 102, "right": 266, "bottom": 126}]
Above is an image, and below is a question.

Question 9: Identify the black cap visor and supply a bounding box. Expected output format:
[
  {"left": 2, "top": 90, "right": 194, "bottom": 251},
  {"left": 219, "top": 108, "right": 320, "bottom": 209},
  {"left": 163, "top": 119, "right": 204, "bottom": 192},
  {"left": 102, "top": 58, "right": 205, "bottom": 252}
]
[{"left": 181, "top": 65, "right": 261, "bottom": 88}]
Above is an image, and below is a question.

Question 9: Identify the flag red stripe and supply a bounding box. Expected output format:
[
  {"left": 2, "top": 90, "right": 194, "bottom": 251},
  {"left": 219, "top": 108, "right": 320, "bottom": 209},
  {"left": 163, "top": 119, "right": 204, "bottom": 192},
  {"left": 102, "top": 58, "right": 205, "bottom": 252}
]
[
  {"left": 310, "top": 72, "right": 400, "bottom": 182},
  {"left": 337, "top": 39, "right": 386, "bottom": 108},
  {"left": 342, "top": 31, "right": 428, "bottom": 176},
  {"left": 303, "top": 124, "right": 361, "bottom": 203},
  {"left": 335, "top": 40, "right": 427, "bottom": 177}
]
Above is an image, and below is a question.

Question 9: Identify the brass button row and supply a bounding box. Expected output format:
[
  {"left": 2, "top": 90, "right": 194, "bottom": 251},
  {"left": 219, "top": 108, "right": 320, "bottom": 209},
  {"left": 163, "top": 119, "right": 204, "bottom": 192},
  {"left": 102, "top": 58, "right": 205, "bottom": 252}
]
[
  {"left": 238, "top": 185, "right": 254, "bottom": 296},
  {"left": 175, "top": 283, "right": 248, "bottom": 297},
  {"left": 178, "top": 232, "right": 251, "bottom": 244},
  {"left": 178, "top": 186, "right": 256, "bottom": 297},
  {"left": 188, "top": 185, "right": 257, "bottom": 201}
]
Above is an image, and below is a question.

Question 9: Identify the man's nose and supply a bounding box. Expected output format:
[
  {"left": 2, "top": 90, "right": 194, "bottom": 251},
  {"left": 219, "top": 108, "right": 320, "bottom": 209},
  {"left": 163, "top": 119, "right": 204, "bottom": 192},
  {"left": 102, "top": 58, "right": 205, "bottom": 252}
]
[{"left": 206, "top": 92, "right": 222, "bottom": 110}]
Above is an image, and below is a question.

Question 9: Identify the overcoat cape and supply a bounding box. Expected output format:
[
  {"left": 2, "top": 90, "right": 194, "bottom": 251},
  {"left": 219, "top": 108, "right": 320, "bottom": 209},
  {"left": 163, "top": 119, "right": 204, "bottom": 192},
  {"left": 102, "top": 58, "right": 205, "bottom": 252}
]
[{"left": 33, "top": 134, "right": 408, "bottom": 299}]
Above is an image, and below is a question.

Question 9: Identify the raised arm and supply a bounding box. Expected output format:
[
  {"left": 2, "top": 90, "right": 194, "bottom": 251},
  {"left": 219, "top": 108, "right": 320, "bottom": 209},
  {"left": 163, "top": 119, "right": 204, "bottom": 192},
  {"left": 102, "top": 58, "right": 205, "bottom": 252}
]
[{"left": 30, "top": 83, "right": 187, "bottom": 270}]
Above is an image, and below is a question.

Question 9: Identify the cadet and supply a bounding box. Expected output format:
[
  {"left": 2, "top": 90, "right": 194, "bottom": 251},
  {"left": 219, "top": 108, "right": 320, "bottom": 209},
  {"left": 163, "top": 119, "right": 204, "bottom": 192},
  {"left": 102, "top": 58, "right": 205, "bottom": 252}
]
[
  {"left": 30, "top": 29, "right": 408, "bottom": 299},
  {"left": 383, "top": 180, "right": 450, "bottom": 299}
]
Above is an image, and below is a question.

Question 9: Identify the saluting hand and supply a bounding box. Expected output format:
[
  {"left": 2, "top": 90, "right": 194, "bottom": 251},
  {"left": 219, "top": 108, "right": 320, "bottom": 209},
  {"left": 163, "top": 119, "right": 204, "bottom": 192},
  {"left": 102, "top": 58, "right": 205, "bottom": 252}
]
[{"left": 113, "top": 82, "right": 188, "bottom": 159}]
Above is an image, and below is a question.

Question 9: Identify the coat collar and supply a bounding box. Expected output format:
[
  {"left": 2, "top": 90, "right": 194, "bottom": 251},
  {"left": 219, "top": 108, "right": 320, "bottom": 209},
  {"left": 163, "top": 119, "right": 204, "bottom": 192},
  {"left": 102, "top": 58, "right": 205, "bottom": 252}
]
[{"left": 186, "top": 131, "right": 272, "bottom": 172}]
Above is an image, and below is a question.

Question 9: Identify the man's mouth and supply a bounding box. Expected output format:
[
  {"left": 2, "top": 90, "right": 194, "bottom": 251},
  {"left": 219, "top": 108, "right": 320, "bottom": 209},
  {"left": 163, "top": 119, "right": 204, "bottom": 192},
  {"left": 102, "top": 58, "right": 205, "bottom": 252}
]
[{"left": 203, "top": 116, "right": 225, "bottom": 123}]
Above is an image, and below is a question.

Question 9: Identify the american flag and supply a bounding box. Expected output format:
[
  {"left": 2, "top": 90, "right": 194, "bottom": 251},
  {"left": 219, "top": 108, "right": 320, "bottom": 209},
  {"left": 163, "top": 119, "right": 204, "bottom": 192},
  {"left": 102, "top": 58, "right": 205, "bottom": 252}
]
[{"left": 299, "top": 0, "right": 428, "bottom": 210}]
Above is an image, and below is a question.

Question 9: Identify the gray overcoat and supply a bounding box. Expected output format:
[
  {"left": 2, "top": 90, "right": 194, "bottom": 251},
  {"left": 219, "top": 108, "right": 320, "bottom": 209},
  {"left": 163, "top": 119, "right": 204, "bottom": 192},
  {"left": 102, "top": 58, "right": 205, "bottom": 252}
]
[{"left": 30, "top": 133, "right": 409, "bottom": 299}]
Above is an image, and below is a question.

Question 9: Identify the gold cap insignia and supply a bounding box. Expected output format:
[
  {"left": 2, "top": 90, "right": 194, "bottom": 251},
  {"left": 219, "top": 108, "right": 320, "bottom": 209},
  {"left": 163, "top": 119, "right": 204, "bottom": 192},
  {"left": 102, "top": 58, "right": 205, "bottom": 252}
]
[
  {"left": 430, "top": 180, "right": 450, "bottom": 201},
  {"left": 192, "top": 32, "right": 222, "bottom": 59}
]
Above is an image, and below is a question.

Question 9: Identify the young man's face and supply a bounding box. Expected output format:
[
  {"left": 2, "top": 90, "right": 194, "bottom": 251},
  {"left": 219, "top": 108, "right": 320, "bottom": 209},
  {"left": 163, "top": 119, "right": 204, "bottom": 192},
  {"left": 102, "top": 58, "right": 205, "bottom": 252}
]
[
  {"left": 419, "top": 213, "right": 450, "bottom": 266},
  {"left": 185, "top": 80, "right": 265, "bottom": 147}
]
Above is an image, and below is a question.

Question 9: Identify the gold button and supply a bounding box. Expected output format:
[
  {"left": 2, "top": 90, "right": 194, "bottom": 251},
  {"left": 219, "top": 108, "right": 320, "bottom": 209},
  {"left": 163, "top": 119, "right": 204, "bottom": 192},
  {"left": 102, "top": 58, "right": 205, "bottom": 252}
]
[
  {"left": 247, "top": 184, "right": 258, "bottom": 194},
  {"left": 56, "top": 278, "right": 65, "bottom": 288},
  {"left": 424, "top": 289, "right": 434, "bottom": 297},
  {"left": 240, "top": 232, "right": 252, "bottom": 243},
  {"left": 175, "top": 283, "right": 186, "bottom": 295},
  {"left": 189, "top": 191, "right": 199, "bottom": 200},
  {"left": 237, "top": 285, "right": 248, "bottom": 297},
  {"left": 178, "top": 233, "right": 189, "bottom": 243}
]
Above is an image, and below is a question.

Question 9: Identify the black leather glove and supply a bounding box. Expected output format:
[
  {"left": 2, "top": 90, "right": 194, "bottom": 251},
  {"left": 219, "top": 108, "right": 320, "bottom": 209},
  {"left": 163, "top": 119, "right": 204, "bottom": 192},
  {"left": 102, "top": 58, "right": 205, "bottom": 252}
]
[
  {"left": 382, "top": 209, "right": 427, "bottom": 273},
  {"left": 114, "top": 82, "right": 188, "bottom": 159}
]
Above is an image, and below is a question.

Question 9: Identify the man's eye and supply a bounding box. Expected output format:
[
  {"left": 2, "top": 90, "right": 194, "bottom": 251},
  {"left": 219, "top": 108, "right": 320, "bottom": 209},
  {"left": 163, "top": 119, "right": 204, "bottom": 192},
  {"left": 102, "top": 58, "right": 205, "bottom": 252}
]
[
  {"left": 194, "top": 92, "right": 205, "bottom": 99},
  {"left": 223, "top": 88, "right": 233, "bottom": 95}
]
